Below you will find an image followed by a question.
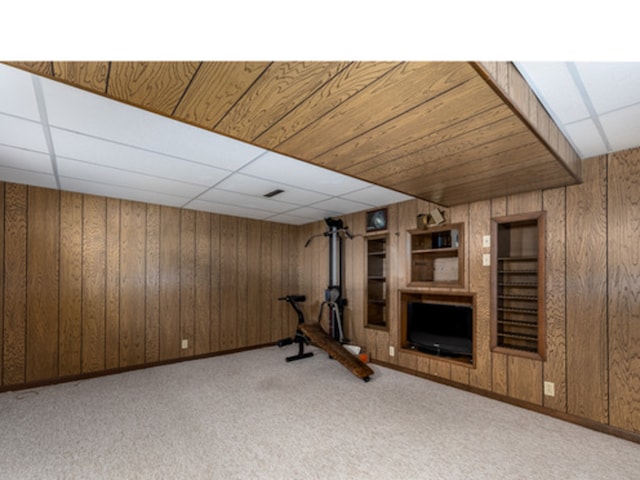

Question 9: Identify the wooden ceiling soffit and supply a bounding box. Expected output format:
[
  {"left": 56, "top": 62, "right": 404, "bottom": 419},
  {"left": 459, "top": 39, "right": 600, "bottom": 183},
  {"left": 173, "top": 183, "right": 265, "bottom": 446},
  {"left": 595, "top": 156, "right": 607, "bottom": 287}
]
[{"left": 3, "top": 60, "right": 583, "bottom": 208}]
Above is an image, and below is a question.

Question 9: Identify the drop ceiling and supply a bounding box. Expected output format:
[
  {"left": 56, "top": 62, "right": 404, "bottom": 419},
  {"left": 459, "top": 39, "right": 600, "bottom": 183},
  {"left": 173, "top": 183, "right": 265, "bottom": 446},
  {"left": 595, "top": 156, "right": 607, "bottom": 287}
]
[{"left": 2, "top": 60, "right": 638, "bottom": 225}]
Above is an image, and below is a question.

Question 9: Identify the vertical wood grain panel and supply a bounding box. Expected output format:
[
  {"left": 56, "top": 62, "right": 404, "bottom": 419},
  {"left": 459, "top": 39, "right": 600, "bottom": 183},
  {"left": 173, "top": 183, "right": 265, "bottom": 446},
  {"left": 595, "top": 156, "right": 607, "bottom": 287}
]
[
  {"left": 3, "top": 184, "right": 27, "bottom": 385},
  {"left": 235, "top": 218, "right": 248, "bottom": 348},
  {"left": 59, "top": 191, "right": 83, "bottom": 377},
  {"left": 491, "top": 196, "right": 508, "bottom": 395},
  {"left": 82, "top": 195, "right": 106, "bottom": 373},
  {"left": 26, "top": 187, "right": 60, "bottom": 382},
  {"left": 469, "top": 200, "right": 492, "bottom": 390},
  {"left": 180, "top": 210, "right": 195, "bottom": 357},
  {"left": 194, "top": 211, "right": 211, "bottom": 355},
  {"left": 145, "top": 204, "right": 160, "bottom": 363},
  {"left": 271, "top": 223, "right": 283, "bottom": 343},
  {"left": 246, "top": 220, "right": 262, "bottom": 345},
  {"left": 260, "top": 222, "right": 273, "bottom": 342},
  {"left": 507, "top": 355, "right": 543, "bottom": 404},
  {"left": 210, "top": 214, "right": 221, "bottom": 352},
  {"left": 159, "top": 206, "right": 180, "bottom": 360},
  {"left": 119, "top": 200, "right": 146, "bottom": 367},
  {"left": 608, "top": 149, "right": 640, "bottom": 433},
  {"left": 543, "top": 187, "right": 568, "bottom": 412},
  {"left": 566, "top": 156, "right": 609, "bottom": 423},
  {"left": 280, "top": 224, "right": 292, "bottom": 341},
  {"left": 220, "top": 215, "right": 237, "bottom": 350},
  {"left": 105, "top": 198, "right": 120, "bottom": 369}
]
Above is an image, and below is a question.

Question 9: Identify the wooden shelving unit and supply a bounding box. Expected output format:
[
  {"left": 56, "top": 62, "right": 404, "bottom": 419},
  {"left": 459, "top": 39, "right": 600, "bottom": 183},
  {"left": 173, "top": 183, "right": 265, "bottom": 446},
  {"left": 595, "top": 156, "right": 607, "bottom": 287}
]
[
  {"left": 408, "top": 223, "right": 464, "bottom": 288},
  {"left": 366, "top": 234, "right": 388, "bottom": 329},
  {"left": 491, "top": 212, "right": 545, "bottom": 359}
]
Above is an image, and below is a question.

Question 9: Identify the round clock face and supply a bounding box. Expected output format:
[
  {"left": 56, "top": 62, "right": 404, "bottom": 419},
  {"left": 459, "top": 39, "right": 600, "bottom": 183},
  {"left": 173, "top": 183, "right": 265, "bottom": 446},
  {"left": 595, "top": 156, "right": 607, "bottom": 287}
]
[{"left": 372, "top": 211, "right": 386, "bottom": 228}]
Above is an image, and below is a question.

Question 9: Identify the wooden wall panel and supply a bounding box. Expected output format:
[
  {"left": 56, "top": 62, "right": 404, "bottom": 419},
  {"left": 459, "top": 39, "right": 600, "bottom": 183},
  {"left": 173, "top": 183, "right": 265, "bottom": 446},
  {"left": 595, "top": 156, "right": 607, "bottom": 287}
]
[
  {"left": 566, "top": 156, "right": 609, "bottom": 424},
  {"left": 82, "top": 195, "right": 106, "bottom": 373},
  {"left": 209, "top": 214, "right": 221, "bottom": 352},
  {"left": 543, "top": 187, "right": 567, "bottom": 412},
  {"left": 194, "top": 211, "right": 211, "bottom": 355},
  {"left": 145, "top": 204, "right": 160, "bottom": 363},
  {"left": 180, "top": 210, "right": 195, "bottom": 357},
  {"left": 469, "top": 200, "right": 492, "bottom": 390},
  {"left": 235, "top": 218, "right": 248, "bottom": 348},
  {"left": 159, "top": 206, "right": 181, "bottom": 361},
  {"left": 105, "top": 199, "right": 121, "bottom": 370},
  {"left": 219, "top": 215, "right": 237, "bottom": 350},
  {"left": 608, "top": 149, "right": 640, "bottom": 433},
  {"left": 246, "top": 220, "right": 262, "bottom": 345},
  {"left": 119, "top": 200, "right": 146, "bottom": 368},
  {"left": 0, "top": 183, "right": 301, "bottom": 391},
  {"left": 260, "top": 222, "right": 273, "bottom": 342},
  {"left": 270, "top": 223, "right": 283, "bottom": 343},
  {"left": 59, "top": 191, "right": 83, "bottom": 377},
  {"left": 26, "top": 187, "right": 60, "bottom": 383},
  {"left": 4, "top": 184, "right": 27, "bottom": 385}
]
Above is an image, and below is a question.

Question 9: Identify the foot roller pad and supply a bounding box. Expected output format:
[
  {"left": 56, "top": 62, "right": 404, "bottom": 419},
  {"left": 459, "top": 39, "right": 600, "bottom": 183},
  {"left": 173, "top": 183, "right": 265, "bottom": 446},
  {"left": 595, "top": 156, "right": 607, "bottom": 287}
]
[{"left": 298, "top": 323, "right": 374, "bottom": 381}]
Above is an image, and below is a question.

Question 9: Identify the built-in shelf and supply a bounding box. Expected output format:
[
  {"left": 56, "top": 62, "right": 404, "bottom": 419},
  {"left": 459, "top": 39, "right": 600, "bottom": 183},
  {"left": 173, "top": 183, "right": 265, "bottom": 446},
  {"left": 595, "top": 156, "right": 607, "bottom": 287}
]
[
  {"left": 408, "top": 223, "right": 464, "bottom": 287},
  {"left": 366, "top": 234, "right": 388, "bottom": 329},
  {"left": 491, "top": 212, "right": 545, "bottom": 359}
]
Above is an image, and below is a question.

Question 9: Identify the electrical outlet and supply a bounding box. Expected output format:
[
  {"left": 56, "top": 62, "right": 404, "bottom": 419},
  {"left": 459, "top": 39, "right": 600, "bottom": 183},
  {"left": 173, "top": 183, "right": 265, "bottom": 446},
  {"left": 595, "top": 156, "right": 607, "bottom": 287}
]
[
  {"left": 181, "top": 339, "right": 188, "bottom": 350},
  {"left": 389, "top": 345, "right": 395, "bottom": 357},
  {"left": 544, "top": 381, "right": 555, "bottom": 397},
  {"left": 482, "top": 253, "right": 491, "bottom": 266},
  {"left": 482, "top": 235, "right": 491, "bottom": 248}
]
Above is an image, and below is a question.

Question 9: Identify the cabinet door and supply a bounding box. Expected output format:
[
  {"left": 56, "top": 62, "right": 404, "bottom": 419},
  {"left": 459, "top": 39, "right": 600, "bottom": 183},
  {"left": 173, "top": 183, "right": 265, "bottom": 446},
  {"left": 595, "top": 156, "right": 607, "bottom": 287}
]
[{"left": 491, "top": 212, "right": 545, "bottom": 359}]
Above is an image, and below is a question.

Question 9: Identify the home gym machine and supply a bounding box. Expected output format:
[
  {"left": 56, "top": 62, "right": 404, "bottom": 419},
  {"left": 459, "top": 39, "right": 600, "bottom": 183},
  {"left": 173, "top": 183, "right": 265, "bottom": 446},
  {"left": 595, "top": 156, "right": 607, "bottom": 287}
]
[{"left": 277, "top": 218, "right": 373, "bottom": 382}]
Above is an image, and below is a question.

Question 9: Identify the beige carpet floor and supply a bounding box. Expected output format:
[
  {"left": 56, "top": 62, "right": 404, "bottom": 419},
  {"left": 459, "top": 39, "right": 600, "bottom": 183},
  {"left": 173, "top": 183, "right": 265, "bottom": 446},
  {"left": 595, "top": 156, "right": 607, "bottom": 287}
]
[{"left": 0, "top": 345, "right": 638, "bottom": 479}]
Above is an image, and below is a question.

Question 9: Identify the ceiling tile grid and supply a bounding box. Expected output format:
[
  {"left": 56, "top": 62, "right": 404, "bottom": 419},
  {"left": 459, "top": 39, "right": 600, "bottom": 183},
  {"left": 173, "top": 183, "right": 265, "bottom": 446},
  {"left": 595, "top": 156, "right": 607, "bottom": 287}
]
[
  {"left": 0, "top": 63, "right": 412, "bottom": 225},
  {"left": 515, "top": 61, "right": 640, "bottom": 158}
]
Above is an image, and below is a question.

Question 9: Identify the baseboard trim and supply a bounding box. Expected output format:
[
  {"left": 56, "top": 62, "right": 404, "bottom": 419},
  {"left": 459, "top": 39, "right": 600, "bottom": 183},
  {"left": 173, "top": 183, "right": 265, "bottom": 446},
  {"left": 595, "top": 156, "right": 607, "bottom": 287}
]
[
  {"left": 372, "top": 359, "right": 640, "bottom": 445},
  {"left": 0, "top": 343, "right": 276, "bottom": 394}
]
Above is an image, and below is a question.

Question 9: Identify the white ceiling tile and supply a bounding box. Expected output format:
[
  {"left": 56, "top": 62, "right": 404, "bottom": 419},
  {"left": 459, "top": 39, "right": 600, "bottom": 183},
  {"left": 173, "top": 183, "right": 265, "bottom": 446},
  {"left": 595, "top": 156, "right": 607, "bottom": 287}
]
[
  {"left": 266, "top": 213, "right": 314, "bottom": 225},
  {"left": 57, "top": 157, "right": 208, "bottom": 198},
  {"left": 51, "top": 128, "right": 231, "bottom": 186},
  {"left": 599, "top": 103, "right": 640, "bottom": 153},
  {"left": 0, "top": 166, "right": 57, "bottom": 189},
  {"left": 40, "top": 76, "right": 267, "bottom": 170},
  {"left": 311, "top": 197, "right": 371, "bottom": 215},
  {"left": 0, "top": 144, "right": 54, "bottom": 175},
  {"left": 575, "top": 62, "right": 640, "bottom": 114},
  {"left": 197, "top": 188, "right": 296, "bottom": 214},
  {"left": 60, "top": 177, "right": 191, "bottom": 207},
  {"left": 287, "top": 206, "right": 343, "bottom": 220},
  {"left": 215, "top": 173, "right": 330, "bottom": 204},
  {"left": 0, "top": 114, "right": 48, "bottom": 153},
  {"left": 184, "top": 199, "right": 273, "bottom": 220},
  {"left": 515, "top": 62, "right": 590, "bottom": 124},
  {"left": 0, "top": 64, "right": 40, "bottom": 121},
  {"left": 564, "top": 119, "right": 608, "bottom": 159},
  {"left": 239, "top": 151, "right": 372, "bottom": 196},
  {"left": 340, "top": 185, "right": 412, "bottom": 205}
]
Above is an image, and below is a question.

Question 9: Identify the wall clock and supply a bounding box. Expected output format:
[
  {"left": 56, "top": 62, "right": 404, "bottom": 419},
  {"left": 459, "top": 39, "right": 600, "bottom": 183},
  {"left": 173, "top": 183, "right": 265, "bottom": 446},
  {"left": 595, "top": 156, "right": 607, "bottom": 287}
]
[{"left": 366, "top": 208, "right": 388, "bottom": 232}]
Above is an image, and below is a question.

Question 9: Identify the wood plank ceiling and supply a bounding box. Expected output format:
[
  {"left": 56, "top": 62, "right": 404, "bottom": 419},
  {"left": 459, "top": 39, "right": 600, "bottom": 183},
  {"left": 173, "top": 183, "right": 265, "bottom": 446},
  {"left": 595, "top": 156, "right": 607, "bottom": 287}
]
[{"left": 6, "top": 61, "right": 582, "bottom": 206}]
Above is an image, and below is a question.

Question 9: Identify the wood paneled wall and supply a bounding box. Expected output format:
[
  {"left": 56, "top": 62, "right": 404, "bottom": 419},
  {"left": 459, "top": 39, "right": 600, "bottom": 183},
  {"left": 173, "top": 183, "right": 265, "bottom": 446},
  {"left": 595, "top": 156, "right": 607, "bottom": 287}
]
[
  {"left": 299, "top": 150, "right": 640, "bottom": 437},
  {"left": 0, "top": 183, "right": 299, "bottom": 389}
]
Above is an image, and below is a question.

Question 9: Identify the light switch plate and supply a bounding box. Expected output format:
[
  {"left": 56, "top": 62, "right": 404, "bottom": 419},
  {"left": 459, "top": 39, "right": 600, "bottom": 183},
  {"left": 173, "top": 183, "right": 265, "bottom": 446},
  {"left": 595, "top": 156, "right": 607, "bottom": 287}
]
[{"left": 482, "top": 253, "right": 491, "bottom": 266}]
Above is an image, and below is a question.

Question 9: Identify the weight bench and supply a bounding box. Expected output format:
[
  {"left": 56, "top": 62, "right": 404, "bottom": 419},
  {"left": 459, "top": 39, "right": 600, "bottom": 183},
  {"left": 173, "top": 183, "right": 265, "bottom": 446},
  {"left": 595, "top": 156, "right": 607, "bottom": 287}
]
[{"left": 277, "top": 295, "right": 374, "bottom": 382}]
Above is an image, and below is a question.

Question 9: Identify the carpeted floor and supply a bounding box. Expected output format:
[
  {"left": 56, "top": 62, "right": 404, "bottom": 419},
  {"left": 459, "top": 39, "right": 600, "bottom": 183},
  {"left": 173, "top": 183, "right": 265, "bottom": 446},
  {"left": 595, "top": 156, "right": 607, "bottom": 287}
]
[{"left": 0, "top": 345, "right": 638, "bottom": 479}]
